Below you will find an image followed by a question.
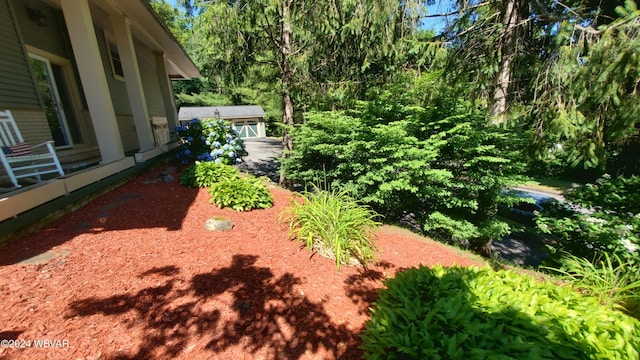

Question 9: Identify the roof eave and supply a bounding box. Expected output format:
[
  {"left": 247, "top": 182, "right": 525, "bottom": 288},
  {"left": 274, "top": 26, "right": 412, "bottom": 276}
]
[{"left": 93, "top": 0, "right": 201, "bottom": 80}]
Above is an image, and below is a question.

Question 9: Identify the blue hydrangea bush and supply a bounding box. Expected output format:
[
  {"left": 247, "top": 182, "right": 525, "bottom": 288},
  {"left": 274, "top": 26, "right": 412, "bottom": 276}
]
[{"left": 175, "top": 118, "right": 247, "bottom": 165}]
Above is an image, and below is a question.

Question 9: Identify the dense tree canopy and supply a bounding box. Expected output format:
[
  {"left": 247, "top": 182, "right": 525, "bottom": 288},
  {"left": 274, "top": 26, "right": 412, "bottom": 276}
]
[
  {"left": 438, "top": 0, "right": 640, "bottom": 173},
  {"left": 167, "top": 0, "right": 433, "bottom": 184},
  {"left": 147, "top": 0, "right": 640, "bottom": 276}
]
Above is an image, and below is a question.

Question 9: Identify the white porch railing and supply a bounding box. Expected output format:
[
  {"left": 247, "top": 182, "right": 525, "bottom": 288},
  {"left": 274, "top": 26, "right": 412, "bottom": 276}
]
[{"left": 0, "top": 157, "right": 135, "bottom": 222}]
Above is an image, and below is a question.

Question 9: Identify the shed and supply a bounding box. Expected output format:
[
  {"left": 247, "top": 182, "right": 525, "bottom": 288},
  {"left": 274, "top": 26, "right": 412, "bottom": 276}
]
[{"left": 178, "top": 106, "right": 267, "bottom": 138}]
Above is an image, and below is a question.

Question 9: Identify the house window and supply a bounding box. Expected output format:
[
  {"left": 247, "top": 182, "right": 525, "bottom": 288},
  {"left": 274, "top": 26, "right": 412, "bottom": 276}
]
[
  {"left": 28, "top": 53, "right": 82, "bottom": 147},
  {"left": 106, "top": 40, "right": 124, "bottom": 80}
]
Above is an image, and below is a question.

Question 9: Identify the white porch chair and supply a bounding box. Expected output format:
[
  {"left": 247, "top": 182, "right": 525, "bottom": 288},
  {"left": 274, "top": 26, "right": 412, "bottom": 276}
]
[{"left": 0, "top": 110, "right": 64, "bottom": 188}]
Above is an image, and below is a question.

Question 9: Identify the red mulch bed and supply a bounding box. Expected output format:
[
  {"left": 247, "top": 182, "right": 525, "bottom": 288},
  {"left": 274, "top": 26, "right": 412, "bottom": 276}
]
[{"left": 0, "top": 162, "right": 483, "bottom": 360}]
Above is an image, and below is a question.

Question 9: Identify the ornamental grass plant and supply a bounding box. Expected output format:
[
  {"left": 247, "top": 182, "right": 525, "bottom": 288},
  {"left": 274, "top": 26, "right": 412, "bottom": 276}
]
[
  {"left": 280, "top": 188, "right": 381, "bottom": 270},
  {"left": 544, "top": 252, "right": 640, "bottom": 318}
]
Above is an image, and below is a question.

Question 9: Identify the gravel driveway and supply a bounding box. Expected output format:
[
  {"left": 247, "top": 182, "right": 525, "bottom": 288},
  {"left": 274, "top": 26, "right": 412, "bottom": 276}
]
[{"left": 238, "top": 138, "right": 282, "bottom": 182}]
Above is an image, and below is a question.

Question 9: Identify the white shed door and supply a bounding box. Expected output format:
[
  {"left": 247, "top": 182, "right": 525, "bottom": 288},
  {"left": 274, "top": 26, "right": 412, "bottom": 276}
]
[{"left": 234, "top": 120, "right": 259, "bottom": 138}]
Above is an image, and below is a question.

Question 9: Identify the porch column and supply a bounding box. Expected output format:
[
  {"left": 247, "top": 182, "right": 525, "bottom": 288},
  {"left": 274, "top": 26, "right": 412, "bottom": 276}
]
[
  {"left": 60, "top": 0, "right": 124, "bottom": 163},
  {"left": 111, "top": 15, "right": 155, "bottom": 152},
  {"left": 154, "top": 51, "right": 179, "bottom": 132}
]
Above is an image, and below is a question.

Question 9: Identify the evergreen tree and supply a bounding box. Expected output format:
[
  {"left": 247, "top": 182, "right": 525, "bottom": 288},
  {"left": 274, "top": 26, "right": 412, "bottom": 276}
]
[
  {"left": 177, "top": 0, "right": 428, "bottom": 185},
  {"left": 433, "top": 0, "right": 638, "bottom": 173}
]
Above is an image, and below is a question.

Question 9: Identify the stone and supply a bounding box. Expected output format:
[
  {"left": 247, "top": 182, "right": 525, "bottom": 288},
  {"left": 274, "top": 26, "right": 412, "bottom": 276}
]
[
  {"left": 204, "top": 216, "right": 234, "bottom": 231},
  {"left": 160, "top": 174, "right": 175, "bottom": 182},
  {"left": 18, "top": 249, "right": 70, "bottom": 265}
]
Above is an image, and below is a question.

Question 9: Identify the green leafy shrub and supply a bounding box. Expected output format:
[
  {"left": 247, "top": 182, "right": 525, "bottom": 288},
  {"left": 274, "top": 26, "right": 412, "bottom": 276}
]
[
  {"left": 280, "top": 188, "right": 380, "bottom": 270},
  {"left": 179, "top": 165, "right": 198, "bottom": 188},
  {"left": 175, "top": 119, "right": 209, "bottom": 164},
  {"left": 180, "top": 161, "right": 239, "bottom": 188},
  {"left": 175, "top": 118, "right": 247, "bottom": 165},
  {"left": 283, "top": 90, "right": 526, "bottom": 253},
  {"left": 208, "top": 175, "right": 273, "bottom": 211},
  {"left": 545, "top": 252, "right": 640, "bottom": 318},
  {"left": 361, "top": 265, "right": 640, "bottom": 359},
  {"left": 536, "top": 175, "right": 639, "bottom": 262}
]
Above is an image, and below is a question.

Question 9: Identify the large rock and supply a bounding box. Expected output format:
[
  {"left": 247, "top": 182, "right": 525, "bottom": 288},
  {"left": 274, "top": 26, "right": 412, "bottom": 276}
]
[{"left": 204, "top": 216, "right": 234, "bottom": 231}]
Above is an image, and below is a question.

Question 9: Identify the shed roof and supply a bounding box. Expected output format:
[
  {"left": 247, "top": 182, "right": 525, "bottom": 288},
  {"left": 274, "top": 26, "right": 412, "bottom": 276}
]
[{"left": 178, "top": 106, "right": 267, "bottom": 120}]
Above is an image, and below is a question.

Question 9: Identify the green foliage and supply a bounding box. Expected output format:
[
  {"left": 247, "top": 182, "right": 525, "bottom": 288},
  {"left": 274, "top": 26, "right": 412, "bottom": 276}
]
[
  {"left": 208, "top": 175, "right": 273, "bottom": 211},
  {"left": 201, "top": 118, "right": 247, "bottom": 164},
  {"left": 162, "top": 0, "right": 640, "bottom": 180},
  {"left": 177, "top": 0, "right": 432, "bottom": 161},
  {"left": 175, "top": 92, "right": 233, "bottom": 107},
  {"left": 280, "top": 188, "right": 380, "bottom": 270},
  {"left": 545, "top": 252, "right": 640, "bottom": 318},
  {"left": 536, "top": 175, "right": 640, "bottom": 317},
  {"left": 568, "top": 174, "right": 640, "bottom": 215},
  {"left": 529, "top": 1, "right": 640, "bottom": 171},
  {"left": 179, "top": 162, "right": 239, "bottom": 188},
  {"left": 284, "top": 87, "right": 527, "bottom": 251},
  {"left": 361, "top": 265, "right": 640, "bottom": 359},
  {"left": 178, "top": 164, "right": 197, "bottom": 188},
  {"left": 175, "top": 119, "right": 246, "bottom": 165},
  {"left": 147, "top": 0, "right": 189, "bottom": 44},
  {"left": 536, "top": 175, "right": 640, "bottom": 260},
  {"left": 430, "top": 0, "right": 640, "bottom": 174}
]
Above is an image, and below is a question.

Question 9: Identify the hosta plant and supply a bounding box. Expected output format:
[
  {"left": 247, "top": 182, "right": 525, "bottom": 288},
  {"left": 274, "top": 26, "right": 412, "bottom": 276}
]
[
  {"left": 179, "top": 165, "right": 198, "bottom": 188},
  {"left": 361, "top": 265, "right": 640, "bottom": 359},
  {"left": 208, "top": 175, "right": 273, "bottom": 211},
  {"left": 280, "top": 188, "right": 380, "bottom": 270},
  {"left": 180, "top": 162, "right": 239, "bottom": 188}
]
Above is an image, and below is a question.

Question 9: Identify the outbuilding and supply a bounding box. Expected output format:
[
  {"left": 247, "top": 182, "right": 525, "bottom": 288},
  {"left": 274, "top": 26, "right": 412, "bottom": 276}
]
[{"left": 178, "top": 105, "right": 267, "bottom": 139}]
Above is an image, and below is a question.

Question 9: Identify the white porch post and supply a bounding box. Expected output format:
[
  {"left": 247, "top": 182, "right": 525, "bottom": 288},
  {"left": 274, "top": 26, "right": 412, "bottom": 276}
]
[
  {"left": 154, "top": 51, "right": 179, "bottom": 133},
  {"left": 60, "top": 0, "right": 124, "bottom": 163},
  {"left": 111, "top": 15, "right": 155, "bottom": 152}
]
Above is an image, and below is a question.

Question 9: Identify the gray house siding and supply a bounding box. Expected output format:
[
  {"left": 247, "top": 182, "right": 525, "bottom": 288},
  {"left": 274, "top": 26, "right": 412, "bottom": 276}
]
[
  {"left": 95, "top": 28, "right": 132, "bottom": 115},
  {"left": 116, "top": 115, "right": 139, "bottom": 153},
  {"left": 0, "top": 0, "right": 40, "bottom": 109},
  {"left": 95, "top": 30, "right": 169, "bottom": 151},
  {"left": 140, "top": 57, "right": 165, "bottom": 117},
  {"left": 5, "top": 109, "right": 53, "bottom": 147},
  {"left": 13, "top": 0, "right": 70, "bottom": 59},
  {"left": 95, "top": 27, "right": 141, "bottom": 152}
]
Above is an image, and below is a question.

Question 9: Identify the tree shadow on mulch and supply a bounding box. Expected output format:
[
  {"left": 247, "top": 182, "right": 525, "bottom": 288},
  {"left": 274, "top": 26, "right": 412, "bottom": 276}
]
[
  {"left": 66, "top": 265, "right": 220, "bottom": 359},
  {"left": 0, "top": 330, "right": 23, "bottom": 340},
  {"left": 66, "top": 255, "right": 362, "bottom": 359},
  {"left": 343, "top": 261, "right": 406, "bottom": 316},
  {"left": 0, "top": 161, "right": 198, "bottom": 266}
]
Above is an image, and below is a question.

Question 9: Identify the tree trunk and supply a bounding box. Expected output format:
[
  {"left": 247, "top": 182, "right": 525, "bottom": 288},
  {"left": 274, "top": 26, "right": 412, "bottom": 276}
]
[
  {"left": 471, "top": 237, "right": 493, "bottom": 258},
  {"left": 490, "top": 0, "right": 520, "bottom": 124},
  {"left": 279, "top": 0, "right": 295, "bottom": 187}
]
